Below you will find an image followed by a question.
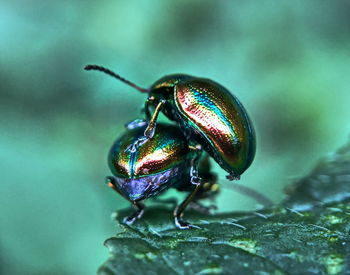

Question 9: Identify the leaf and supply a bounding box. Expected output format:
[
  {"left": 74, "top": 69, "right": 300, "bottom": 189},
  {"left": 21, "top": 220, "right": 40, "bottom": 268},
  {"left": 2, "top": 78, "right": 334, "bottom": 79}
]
[
  {"left": 98, "top": 140, "right": 350, "bottom": 275},
  {"left": 284, "top": 141, "right": 350, "bottom": 210}
]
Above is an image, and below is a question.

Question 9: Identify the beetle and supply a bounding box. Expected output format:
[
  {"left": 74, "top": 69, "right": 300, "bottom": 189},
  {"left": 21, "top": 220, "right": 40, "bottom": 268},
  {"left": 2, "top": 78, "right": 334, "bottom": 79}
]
[
  {"left": 106, "top": 120, "right": 218, "bottom": 229},
  {"left": 85, "top": 65, "right": 256, "bottom": 181}
]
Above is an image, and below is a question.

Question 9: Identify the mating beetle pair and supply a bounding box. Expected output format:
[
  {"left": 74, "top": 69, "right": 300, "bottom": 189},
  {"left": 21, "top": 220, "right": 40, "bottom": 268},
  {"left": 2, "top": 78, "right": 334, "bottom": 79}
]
[
  {"left": 85, "top": 65, "right": 256, "bottom": 229},
  {"left": 106, "top": 121, "right": 218, "bottom": 229}
]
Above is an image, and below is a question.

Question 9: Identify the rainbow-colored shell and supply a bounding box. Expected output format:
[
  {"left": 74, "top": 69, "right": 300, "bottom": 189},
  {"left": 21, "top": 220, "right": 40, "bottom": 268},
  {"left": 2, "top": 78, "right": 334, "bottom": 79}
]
[
  {"left": 149, "top": 75, "right": 256, "bottom": 178},
  {"left": 108, "top": 124, "right": 194, "bottom": 200}
]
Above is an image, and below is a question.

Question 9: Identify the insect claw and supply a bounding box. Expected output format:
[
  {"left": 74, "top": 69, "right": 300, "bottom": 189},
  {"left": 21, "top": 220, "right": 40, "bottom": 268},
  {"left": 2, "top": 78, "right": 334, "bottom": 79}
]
[
  {"left": 123, "top": 216, "right": 136, "bottom": 225},
  {"left": 144, "top": 124, "right": 156, "bottom": 138},
  {"left": 122, "top": 208, "right": 144, "bottom": 225},
  {"left": 125, "top": 143, "right": 137, "bottom": 153},
  {"left": 125, "top": 136, "right": 149, "bottom": 153},
  {"left": 175, "top": 218, "right": 200, "bottom": 230},
  {"left": 191, "top": 176, "right": 202, "bottom": 185},
  {"left": 226, "top": 173, "right": 240, "bottom": 181}
]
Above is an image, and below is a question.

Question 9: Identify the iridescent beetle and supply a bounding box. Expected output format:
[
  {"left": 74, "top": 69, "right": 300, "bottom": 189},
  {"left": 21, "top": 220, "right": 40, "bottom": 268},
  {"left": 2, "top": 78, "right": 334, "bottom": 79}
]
[
  {"left": 107, "top": 120, "right": 218, "bottom": 229},
  {"left": 85, "top": 65, "right": 256, "bottom": 181}
]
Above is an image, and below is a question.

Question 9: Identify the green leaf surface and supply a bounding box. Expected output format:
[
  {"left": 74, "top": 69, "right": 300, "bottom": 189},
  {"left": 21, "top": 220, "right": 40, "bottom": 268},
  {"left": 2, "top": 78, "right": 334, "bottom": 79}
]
[
  {"left": 284, "top": 141, "right": 350, "bottom": 211},
  {"left": 98, "top": 141, "right": 350, "bottom": 275}
]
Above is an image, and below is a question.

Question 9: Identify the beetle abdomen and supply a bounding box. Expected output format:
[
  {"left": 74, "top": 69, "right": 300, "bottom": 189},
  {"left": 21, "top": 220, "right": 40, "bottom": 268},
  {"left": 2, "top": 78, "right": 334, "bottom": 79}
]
[
  {"left": 114, "top": 164, "right": 190, "bottom": 201},
  {"left": 174, "top": 79, "right": 256, "bottom": 177}
]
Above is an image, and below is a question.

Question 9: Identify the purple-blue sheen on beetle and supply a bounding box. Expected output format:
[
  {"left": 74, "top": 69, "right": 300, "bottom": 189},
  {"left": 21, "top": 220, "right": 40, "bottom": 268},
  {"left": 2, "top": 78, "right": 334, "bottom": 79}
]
[
  {"left": 85, "top": 65, "right": 256, "bottom": 182},
  {"left": 106, "top": 121, "right": 218, "bottom": 229}
]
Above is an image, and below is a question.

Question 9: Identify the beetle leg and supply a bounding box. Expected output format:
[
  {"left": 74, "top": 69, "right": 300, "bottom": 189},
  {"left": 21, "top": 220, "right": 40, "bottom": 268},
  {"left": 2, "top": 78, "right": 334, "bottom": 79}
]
[
  {"left": 186, "top": 153, "right": 219, "bottom": 215},
  {"left": 144, "top": 97, "right": 154, "bottom": 121},
  {"left": 190, "top": 181, "right": 219, "bottom": 213},
  {"left": 125, "top": 99, "right": 165, "bottom": 153},
  {"left": 189, "top": 171, "right": 219, "bottom": 215},
  {"left": 122, "top": 201, "right": 145, "bottom": 225},
  {"left": 125, "top": 136, "right": 148, "bottom": 153},
  {"left": 143, "top": 99, "right": 166, "bottom": 138},
  {"left": 174, "top": 152, "right": 208, "bottom": 229},
  {"left": 106, "top": 176, "right": 145, "bottom": 225},
  {"left": 174, "top": 181, "right": 204, "bottom": 229},
  {"left": 189, "top": 145, "right": 203, "bottom": 185}
]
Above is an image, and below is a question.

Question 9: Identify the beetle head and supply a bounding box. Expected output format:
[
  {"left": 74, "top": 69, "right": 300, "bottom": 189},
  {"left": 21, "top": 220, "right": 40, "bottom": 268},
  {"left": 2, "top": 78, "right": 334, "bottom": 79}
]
[{"left": 149, "top": 74, "right": 192, "bottom": 99}]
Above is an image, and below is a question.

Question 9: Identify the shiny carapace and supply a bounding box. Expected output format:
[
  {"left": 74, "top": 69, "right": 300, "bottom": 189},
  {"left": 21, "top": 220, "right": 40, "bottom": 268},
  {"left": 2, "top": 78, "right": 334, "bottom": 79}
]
[
  {"left": 85, "top": 65, "right": 256, "bottom": 180},
  {"left": 106, "top": 121, "right": 217, "bottom": 229}
]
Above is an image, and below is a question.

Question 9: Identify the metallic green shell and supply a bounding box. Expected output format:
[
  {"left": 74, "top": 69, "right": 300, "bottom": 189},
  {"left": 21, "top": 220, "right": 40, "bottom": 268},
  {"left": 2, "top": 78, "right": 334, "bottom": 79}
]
[
  {"left": 174, "top": 79, "right": 256, "bottom": 177},
  {"left": 150, "top": 74, "right": 191, "bottom": 91},
  {"left": 108, "top": 124, "right": 194, "bottom": 178}
]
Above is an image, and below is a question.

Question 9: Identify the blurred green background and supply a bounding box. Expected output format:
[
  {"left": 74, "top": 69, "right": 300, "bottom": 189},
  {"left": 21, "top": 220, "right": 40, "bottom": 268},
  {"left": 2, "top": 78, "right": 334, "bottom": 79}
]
[{"left": 1, "top": 1, "right": 350, "bottom": 274}]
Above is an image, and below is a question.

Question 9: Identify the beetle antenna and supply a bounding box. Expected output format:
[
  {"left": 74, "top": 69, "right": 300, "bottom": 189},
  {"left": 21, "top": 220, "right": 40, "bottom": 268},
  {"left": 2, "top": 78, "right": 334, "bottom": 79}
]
[{"left": 84, "top": 64, "right": 149, "bottom": 93}]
